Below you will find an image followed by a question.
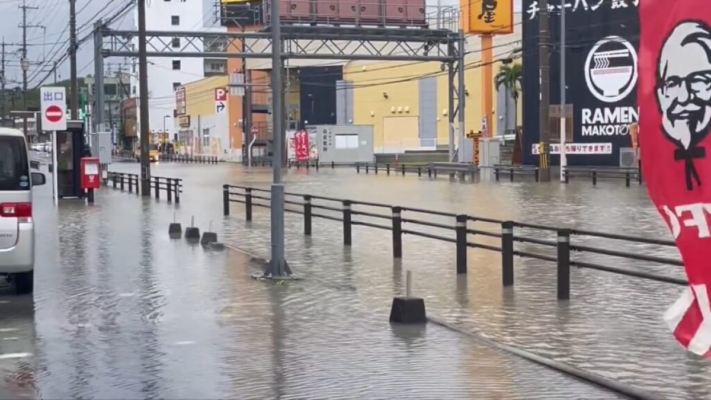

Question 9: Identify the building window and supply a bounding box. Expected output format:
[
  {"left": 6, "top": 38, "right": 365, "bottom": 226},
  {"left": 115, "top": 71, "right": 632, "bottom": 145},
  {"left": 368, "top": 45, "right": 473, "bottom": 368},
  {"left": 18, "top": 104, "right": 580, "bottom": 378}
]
[
  {"left": 171, "top": 15, "right": 179, "bottom": 25},
  {"left": 171, "top": 38, "right": 180, "bottom": 48},
  {"left": 173, "top": 82, "right": 181, "bottom": 91},
  {"left": 172, "top": 60, "right": 181, "bottom": 70},
  {"left": 202, "top": 128, "right": 210, "bottom": 147},
  {"left": 209, "top": 63, "right": 223, "bottom": 71}
]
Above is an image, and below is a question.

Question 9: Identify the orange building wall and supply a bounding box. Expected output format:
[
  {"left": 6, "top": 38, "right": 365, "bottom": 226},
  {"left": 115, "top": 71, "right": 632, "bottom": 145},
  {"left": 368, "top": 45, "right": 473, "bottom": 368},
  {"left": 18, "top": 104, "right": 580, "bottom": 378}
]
[{"left": 227, "top": 25, "right": 270, "bottom": 149}]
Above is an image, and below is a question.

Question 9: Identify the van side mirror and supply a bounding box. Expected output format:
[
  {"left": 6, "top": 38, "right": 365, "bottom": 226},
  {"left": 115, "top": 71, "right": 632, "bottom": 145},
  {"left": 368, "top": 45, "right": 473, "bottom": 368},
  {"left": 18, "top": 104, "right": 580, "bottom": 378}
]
[{"left": 31, "top": 172, "right": 46, "bottom": 186}]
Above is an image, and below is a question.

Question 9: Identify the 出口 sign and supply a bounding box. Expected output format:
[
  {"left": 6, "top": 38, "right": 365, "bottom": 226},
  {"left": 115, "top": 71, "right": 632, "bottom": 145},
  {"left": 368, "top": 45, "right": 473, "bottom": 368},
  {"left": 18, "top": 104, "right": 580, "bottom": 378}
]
[{"left": 526, "top": 0, "right": 638, "bottom": 20}]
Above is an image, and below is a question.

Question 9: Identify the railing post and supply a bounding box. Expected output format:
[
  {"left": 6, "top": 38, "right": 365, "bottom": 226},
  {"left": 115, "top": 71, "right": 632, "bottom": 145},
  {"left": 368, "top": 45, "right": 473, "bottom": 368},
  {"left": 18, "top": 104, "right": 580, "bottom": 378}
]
[
  {"left": 315, "top": 162, "right": 319, "bottom": 171},
  {"left": 455, "top": 214, "right": 467, "bottom": 274},
  {"left": 245, "top": 188, "right": 253, "bottom": 221},
  {"left": 127, "top": 175, "right": 132, "bottom": 193},
  {"left": 509, "top": 167, "right": 514, "bottom": 182},
  {"left": 303, "top": 195, "right": 312, "bottom": 235},
  {"left": 174, "top": 179, "right": 181, "bottom": 204},
  {"left": 625, "top": 171, "right": 631, "bottom": 187},
  {"left": 331, "top": 161, "right": 335, "bottom": 168},
  {"left": 418, "top": 167, "right": 422, "bottom": 177},
  {"left": 564, "top": 168, "right": 569, "bottom": 184},
  {"left": 535, "top": 168, "right": 540, "bottom": 182},
  {"left": 167, "top": 179, "right": 173, "bottom": 202},
  {"left": 374, "top": 164, "right": 379, "bottom": 174},
  {"left": 428, "top": 167, "right": 432, "bottom": 178},
  {"left": 120, "top": 174, "right": 125, "bottom": 191},
  {"left": 392, "top": 206, "right": 402, "bottom": 258},
  {"left": 154, "top": 177, "right": 160, "bottom": 199},
  {"left": 557, "top": 228, "right": 571, "bottom": 300},
  {"left": 112, "top": 174, "right": 117, "bottom": 188},
  {"left": 223, "top": 184, "right": 230, "bottom": 216},
  {"left": 495, "top": 168, "right": 500, "bottom": 181},
  {"left": 342, "top": 200, "right": 352, "bottom": 246},
  {"left": 356, "top": 164, "right": 360, "bottom": 173},
  {"left": 592, "top": 170, "right": 597, "bottom": 186},
  {"left": 401, "top": 164, "right": 405, "bottom": 176},
  {"left": 365, "top": 164, "right": 369, "bottom": 173},
  {"left": 386, "top": 164, "right": 390, "bottom": 175},
  {"left": 501, "top": 221, "right": 514, "bottom": 287}
]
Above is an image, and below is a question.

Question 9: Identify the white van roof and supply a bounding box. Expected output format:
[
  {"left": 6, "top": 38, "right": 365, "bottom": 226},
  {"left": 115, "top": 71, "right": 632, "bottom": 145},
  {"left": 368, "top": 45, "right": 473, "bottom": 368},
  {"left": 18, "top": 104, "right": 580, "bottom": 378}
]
[{"left": 0, "top": 128, "right": 25, "bottom": 137}]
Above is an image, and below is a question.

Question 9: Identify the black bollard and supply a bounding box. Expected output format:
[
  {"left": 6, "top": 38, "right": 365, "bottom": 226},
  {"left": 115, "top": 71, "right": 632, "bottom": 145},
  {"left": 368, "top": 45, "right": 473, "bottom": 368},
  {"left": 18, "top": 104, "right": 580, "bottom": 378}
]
[
  {"left": 455, "top": 215, "right": 467, "bottom": 274},
  {"left": 223, "top": 184, "right": 230, "bottom": 216},
  {"left": 169, "top": 212, "right": 182, "bottom": 238},
  {"left": 185, "top": 216, "right": 200, "bottom": 241},
  {"left": 389, "top": 271, "right": 426, "bottom": 324}
]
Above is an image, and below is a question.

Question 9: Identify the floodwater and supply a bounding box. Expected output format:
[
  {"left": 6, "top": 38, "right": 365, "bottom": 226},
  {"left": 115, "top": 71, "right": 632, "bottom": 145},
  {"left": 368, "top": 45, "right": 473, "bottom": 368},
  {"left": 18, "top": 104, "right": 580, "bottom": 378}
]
[
  {"left": 0, "top": 164, "right": 625, "bottom": 399},
  {"left": 112, "top": 161, "right": 699, "bottom": 399}
]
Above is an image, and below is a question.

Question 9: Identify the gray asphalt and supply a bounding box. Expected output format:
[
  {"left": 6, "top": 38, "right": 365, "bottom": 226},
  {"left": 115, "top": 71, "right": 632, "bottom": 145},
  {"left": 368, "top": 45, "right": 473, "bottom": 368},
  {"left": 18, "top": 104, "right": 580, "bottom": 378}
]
[{"left": 0, "top": 164, "right": 626, "bottom": 399}]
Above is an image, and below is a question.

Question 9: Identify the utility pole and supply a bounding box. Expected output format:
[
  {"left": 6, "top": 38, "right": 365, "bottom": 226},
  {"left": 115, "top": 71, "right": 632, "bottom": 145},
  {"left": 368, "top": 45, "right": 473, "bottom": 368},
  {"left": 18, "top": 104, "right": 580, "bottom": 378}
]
[
  {"left": 1, "top": 40, "right": 6, "bottom": 125},
  {"left": 559, "top": 0, "right": 567, "bottom": 182},
  {"left": 264, "top": 0, "right": 291, "bottom": 277},
  {"left": 19, "top": 0, "right": 40, "bottom": 140},
  {"left": 137, "top": 0, "right": 151, "bottom": 196},
  {"left": 538, "top": 0, "right": 551, "bottom": 182},
  {"left": 69, "top": 0, "right": 78, "bottom": 120}
]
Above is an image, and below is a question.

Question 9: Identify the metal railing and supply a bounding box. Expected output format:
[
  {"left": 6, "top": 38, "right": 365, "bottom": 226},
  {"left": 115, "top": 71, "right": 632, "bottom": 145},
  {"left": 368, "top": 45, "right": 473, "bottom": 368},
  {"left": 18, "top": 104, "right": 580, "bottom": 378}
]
[
  {"left": 105, "top": 171, "right": 183, "bottom": 203},
  {"left": 563, "top": 166, "right": 642, "bottom": 187},
  {"left": 223, "top": 184, "right": 685, "bottom": 299},
  {"left": 159, "top": 154, "right": 219, "bottom": 164}
]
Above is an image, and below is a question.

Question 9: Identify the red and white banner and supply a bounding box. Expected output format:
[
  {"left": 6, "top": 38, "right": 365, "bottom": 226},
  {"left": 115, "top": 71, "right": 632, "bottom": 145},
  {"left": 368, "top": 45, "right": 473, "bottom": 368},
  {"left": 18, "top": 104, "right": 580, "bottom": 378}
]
[
  {"left": 639, "top": 0, "right": 711, "bottom": 357},
  {"left": 294, "top": 130, "right": 310, "bottom": 162}
]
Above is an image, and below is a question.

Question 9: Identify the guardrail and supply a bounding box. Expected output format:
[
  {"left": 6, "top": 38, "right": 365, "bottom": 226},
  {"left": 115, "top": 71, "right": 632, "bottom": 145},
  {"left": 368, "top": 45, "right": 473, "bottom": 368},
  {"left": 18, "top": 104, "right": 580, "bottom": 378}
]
[
  {"left": 105, "top": 171, "right": 183, "bottom": 203},
  {"left": 563, "top": 167, "right": 642, "bottom": 187},
  {"left": 222, "top": 184, "right": 684, "bottom": 299},
  {"left": 159, "top": 154, "right": 219, "bottom": 164},
  {"left": 493, "top": 165, "right": 540, "bottom": 182}
]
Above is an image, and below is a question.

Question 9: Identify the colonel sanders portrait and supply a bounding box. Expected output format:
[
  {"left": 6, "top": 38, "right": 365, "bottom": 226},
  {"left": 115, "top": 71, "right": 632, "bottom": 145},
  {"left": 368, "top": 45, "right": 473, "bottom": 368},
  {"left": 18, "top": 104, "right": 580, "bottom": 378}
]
[{"left": 657, "top": 21, "right": 711, "bottom": 190}]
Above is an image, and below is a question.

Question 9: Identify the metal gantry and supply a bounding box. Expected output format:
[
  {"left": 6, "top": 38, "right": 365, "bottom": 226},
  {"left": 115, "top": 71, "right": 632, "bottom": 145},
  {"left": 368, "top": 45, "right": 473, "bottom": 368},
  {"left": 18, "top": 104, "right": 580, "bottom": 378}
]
[{"left": 93, "top": 22, "right": 466, "bottom": 276}]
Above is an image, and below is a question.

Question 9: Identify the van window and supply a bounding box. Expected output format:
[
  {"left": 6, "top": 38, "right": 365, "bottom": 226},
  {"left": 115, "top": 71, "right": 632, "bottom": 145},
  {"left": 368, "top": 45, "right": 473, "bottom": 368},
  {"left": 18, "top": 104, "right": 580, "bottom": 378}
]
[{"left": 0, "top": 136, "right": 30, "bottom": 191}]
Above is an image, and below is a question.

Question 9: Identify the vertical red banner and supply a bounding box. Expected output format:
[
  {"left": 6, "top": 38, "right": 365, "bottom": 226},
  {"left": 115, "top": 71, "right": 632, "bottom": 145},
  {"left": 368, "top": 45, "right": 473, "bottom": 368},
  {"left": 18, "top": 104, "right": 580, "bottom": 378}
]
[
  {"left": 294, "top": 130, "right": 310, "bottom": 162},
  {"left": 639, "top": 0, "right": 711, "bottom": 356}
]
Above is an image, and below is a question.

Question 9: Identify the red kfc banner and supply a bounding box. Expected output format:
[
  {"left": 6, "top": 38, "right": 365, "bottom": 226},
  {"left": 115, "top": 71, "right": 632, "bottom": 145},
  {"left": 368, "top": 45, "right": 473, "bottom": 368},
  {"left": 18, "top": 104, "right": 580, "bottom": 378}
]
[
  {"left": 294, "top": 130, "right": 310, "bottom": 162},
  {"left": 639, "top": 2, "right": 711, "bottom": 357}
]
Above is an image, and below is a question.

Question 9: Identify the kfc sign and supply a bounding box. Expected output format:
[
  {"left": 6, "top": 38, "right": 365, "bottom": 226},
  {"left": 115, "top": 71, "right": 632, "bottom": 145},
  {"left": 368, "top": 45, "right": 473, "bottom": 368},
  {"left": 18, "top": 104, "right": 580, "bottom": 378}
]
[{"left": 639, "top": 1, "right": 711, "bottom": 358}]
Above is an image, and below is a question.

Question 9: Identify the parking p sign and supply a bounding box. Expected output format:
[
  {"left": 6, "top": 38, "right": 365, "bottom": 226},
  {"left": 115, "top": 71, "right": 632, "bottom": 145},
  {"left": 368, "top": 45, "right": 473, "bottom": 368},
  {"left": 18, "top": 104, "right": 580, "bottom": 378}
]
[{"left": 40, "top": 86, "right": 67, "bottom": 131}]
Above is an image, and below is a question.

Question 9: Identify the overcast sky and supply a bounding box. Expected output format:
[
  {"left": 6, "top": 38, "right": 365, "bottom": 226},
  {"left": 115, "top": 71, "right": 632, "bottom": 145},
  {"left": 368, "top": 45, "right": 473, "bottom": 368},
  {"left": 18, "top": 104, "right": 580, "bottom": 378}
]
[{"left": 0, "top": 0, "right": 523, "bottom": 90}]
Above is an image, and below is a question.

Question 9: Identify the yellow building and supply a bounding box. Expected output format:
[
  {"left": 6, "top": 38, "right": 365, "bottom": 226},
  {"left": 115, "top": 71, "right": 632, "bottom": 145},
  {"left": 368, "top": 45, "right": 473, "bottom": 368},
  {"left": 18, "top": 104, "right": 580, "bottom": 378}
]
[
  {"left": 343, "top": 15, "right": 522, "bottom": 153},
  {"left": 176, "top": 76, "right": 231, "bottom": 157}
]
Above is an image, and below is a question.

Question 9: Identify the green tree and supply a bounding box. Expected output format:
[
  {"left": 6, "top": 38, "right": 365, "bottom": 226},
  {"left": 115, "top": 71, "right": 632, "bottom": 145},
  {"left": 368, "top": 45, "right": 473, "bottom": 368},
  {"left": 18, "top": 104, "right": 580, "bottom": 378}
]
[{"left": 494, "top": 63, "right": 523, "bottom": 136}]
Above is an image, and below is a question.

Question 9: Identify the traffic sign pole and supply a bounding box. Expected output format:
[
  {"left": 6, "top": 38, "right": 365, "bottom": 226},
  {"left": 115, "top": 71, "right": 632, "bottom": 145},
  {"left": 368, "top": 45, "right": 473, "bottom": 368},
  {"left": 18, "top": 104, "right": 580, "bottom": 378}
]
[
  {"left": 247, "top": 126, "right": 258, "bottom": 167},
  {"left": 52, "top": 130, "right": 58, "bottom": 206}
]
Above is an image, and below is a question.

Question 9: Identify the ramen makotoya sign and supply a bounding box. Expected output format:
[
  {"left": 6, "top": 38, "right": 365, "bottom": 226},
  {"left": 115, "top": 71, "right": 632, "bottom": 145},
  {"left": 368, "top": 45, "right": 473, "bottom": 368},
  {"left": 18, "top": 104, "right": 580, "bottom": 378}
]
[
  {"left": 521, "top": 0, "right": 640, "bottom": 166},
  {"left": 581, "top": 36, "right": 639, "bottom": 137}
]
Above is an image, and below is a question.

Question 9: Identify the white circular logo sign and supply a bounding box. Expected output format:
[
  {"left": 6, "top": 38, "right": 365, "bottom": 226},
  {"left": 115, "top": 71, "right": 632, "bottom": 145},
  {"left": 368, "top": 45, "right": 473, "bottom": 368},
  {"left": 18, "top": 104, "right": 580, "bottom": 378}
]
[{"left": 584, "top": 36, "right": 638, "bottom": 103}]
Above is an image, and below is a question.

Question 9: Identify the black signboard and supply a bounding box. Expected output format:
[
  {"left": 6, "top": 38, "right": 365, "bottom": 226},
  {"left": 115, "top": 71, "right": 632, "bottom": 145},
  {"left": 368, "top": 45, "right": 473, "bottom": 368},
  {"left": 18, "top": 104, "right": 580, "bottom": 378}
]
[{"left": 522, "top": 0, "right": 640, "bottom": 166}]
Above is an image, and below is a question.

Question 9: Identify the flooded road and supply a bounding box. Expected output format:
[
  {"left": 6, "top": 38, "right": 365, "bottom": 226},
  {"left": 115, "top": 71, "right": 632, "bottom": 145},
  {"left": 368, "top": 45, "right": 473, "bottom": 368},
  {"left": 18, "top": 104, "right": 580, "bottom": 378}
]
[
  {"left": 108, "top": 161, "right": 701, "bottom": 399},
  {"left": 0, "top": 168, "right": 621, "bottom": 399}
]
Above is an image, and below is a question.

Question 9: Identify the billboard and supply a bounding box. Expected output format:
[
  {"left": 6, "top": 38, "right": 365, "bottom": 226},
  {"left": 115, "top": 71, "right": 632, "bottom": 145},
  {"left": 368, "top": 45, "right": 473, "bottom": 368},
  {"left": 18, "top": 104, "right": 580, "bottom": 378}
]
[
  {"left": 521, "top": 0, "right": 640, "bottom": 166},
  {"left": 461, "top": 0, "right": 514, "bottom": 34}
]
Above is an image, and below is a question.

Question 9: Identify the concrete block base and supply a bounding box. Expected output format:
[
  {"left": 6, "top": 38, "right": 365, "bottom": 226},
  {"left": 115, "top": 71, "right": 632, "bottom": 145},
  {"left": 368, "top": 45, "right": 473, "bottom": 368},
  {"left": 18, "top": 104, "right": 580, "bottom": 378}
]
[
  {"left": 201, "top": 231, "right": 218, "bottom": 246},
  {"left": 389, "top": 297, "right": 427, "bottom": 324},
  {"left": 185, "top": 227, "right": 200, "bottom": 240}
]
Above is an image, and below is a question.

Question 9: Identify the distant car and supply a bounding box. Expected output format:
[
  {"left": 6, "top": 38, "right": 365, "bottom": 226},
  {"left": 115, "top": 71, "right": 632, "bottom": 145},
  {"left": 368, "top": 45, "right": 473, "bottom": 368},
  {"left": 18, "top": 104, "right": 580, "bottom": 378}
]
[{"left": 0, "top": 128, "right": 47, "bottom": 294}]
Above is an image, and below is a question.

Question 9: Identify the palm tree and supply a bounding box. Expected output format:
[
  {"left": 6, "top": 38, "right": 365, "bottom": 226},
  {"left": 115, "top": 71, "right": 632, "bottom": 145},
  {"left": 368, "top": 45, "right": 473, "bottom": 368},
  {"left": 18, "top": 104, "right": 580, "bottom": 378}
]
[{"left": 494, "top": 63, "right": 523, "bottom": 136}]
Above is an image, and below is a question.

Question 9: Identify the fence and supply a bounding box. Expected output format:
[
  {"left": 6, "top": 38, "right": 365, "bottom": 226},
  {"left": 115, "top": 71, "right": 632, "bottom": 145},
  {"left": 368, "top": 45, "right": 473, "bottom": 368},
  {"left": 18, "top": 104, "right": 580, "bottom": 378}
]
[
  {"left": 159, "top": 154, "right": 219, "bottom": 164},
  {"left": 222, "top": 184, "right": 685, "bottom": 299},
  {"left": 105, "top": 171, "right": 183, "bottom": 203},
  {"left": 563, "top": 167, "right": 642, "bottom": 187}
]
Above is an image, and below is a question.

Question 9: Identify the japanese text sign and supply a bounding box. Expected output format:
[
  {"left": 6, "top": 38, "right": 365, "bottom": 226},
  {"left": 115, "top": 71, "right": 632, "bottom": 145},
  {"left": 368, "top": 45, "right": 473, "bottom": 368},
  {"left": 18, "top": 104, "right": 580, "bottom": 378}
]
[
  {"left": 462, "top": 0, "right": 513, "bottom": 34},
  {"left": 40, "top": 86, "right": 67, "bottom": 131},
  {"left": 639, "top": 0, "right": 711, "bottom": 357}
]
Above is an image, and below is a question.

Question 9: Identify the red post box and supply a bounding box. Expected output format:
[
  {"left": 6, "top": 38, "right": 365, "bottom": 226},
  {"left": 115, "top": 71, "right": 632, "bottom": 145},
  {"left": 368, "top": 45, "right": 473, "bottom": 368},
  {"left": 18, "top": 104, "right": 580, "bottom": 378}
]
[{"left": 80, "top": 157, "right": 101, "bottom": 190}]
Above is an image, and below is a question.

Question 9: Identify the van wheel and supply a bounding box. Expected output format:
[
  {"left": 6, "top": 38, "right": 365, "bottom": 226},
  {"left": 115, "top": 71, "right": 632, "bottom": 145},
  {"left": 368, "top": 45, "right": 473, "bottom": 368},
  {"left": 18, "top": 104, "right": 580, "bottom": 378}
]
[{"left": 13, "top": 271, "right": 33, "bottom": 294}]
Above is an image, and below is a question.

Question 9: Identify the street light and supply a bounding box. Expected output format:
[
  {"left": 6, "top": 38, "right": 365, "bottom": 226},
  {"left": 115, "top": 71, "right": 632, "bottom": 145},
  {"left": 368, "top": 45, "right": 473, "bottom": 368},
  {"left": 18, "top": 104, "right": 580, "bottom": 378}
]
[{"left": 163, "top": 114, "right": 170, "bottom": 135}]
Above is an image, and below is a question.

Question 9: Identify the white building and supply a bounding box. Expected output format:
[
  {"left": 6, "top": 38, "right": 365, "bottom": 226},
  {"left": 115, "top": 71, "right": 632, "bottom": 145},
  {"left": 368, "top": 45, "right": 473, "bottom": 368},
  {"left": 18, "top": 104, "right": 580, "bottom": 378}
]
[{"left": 131, "top": 0, "right": 227, "bottom": 136}]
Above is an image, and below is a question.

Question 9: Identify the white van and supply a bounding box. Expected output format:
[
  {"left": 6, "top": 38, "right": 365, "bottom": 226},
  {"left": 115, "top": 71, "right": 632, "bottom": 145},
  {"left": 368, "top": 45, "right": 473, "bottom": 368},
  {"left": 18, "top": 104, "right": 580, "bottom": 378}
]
[{"left": 0, "top": 128, "right": 46, "bottom": 294}]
